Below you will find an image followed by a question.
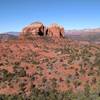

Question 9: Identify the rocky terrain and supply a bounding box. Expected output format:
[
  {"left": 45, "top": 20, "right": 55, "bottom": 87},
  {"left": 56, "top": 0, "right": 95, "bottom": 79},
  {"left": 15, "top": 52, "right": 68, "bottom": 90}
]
[
  {"left": 0, "top": 22, "right": 100, "bottom": 99},
  {"left": 20, "top": 22, "right": 64, "bottom": 39}
]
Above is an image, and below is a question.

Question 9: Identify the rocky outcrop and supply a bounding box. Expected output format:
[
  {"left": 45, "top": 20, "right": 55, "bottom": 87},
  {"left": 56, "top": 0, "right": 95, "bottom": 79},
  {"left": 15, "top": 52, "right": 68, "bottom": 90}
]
[
  {"left": 20, "top": 22, "right": 64, "bottom": 39},
  {"left": 20, "top": 22, "right": 45, "bottom": 37},
  {"left": 46, "top": 23, "right": 64, "bottom": 38}
]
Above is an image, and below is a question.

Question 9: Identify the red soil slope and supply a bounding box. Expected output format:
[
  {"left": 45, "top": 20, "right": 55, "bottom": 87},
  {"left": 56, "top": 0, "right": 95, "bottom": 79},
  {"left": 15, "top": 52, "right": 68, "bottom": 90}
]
[{"left": 0, "top": 36, "right": 100, "bottom": 96}]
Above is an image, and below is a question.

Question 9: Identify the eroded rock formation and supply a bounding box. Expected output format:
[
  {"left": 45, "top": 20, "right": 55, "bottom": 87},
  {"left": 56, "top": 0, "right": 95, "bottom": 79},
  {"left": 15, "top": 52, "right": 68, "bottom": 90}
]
[
  {"left": 20, "top": 22, "right": 45, "bottom": 38},
  {"left": 20, "top": 21, "right": 64, "bottom": 39},
  {"left": 46, "top": 23, "right": 64, "bottom": 38}
]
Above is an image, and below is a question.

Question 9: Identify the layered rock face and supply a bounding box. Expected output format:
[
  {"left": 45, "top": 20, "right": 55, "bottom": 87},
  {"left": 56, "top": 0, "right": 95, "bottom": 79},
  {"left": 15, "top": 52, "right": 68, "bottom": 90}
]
[{"left": 20, "top": 22, "right": 64, "bottom": 39}]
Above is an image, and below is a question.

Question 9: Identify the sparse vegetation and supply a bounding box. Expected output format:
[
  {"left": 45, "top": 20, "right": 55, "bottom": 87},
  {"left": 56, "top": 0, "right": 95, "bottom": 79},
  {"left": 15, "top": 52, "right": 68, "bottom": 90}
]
[{"left": 0, "top": 37, "right": 100, "bottom": 99}]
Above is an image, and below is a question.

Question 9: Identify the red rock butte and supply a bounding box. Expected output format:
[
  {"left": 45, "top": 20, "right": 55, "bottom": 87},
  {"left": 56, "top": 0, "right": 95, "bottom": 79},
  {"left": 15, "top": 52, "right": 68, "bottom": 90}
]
[{"left": 20, "top": 21, "right": 64, "bottom": 39}]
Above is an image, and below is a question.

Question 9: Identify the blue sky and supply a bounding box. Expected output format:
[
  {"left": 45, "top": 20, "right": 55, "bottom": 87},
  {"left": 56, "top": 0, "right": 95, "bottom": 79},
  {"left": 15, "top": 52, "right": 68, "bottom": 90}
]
[{"left": 0, "top": 0, "right": 100, "bottom": 32}]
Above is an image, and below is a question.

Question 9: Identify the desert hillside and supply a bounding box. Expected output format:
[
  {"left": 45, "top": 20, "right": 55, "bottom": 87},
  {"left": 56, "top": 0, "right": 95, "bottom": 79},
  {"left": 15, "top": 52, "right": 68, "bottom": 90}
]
[{"left": 0, "top": 22, "right": 100, "bottom": 99}]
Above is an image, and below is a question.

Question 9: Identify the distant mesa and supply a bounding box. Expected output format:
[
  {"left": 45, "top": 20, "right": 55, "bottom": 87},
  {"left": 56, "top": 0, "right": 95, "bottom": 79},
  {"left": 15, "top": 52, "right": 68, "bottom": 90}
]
[{"left": 20, "top": 21, "right": 64, "bottom": 39}]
